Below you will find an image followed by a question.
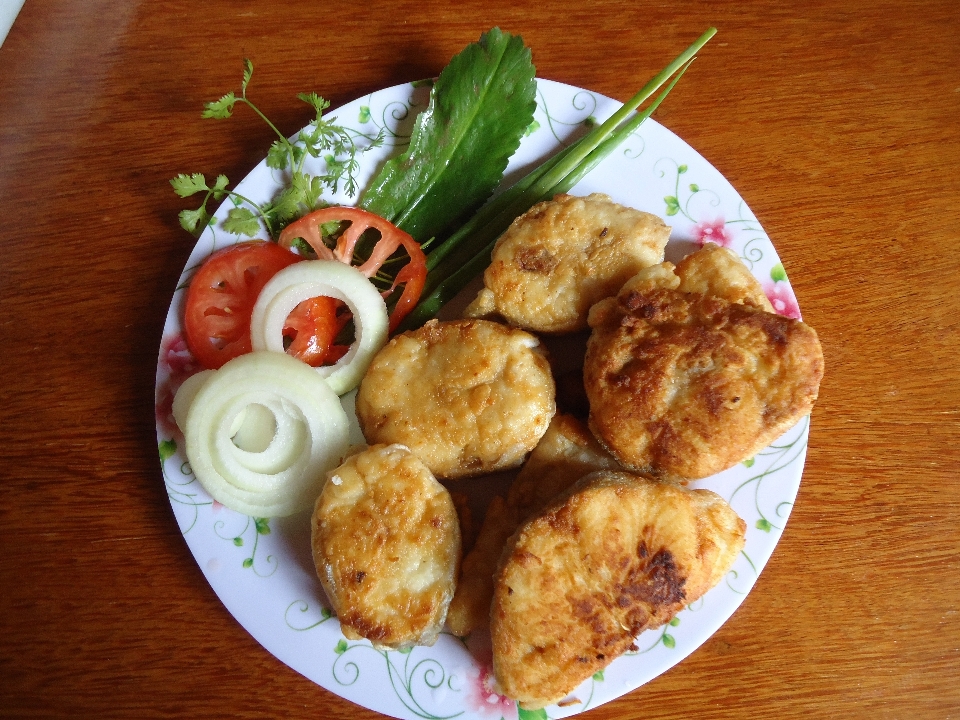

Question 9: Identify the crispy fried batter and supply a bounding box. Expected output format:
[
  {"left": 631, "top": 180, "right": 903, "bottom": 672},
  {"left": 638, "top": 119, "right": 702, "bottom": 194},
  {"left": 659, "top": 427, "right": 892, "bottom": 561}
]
[
  {"left": 584, "top": 247, "right": 824, "bottom": 480},
  {"left": 446, "top": 414, "right": 620, "bottom": 637},
  {"left": 466, "top": 193, "right": 670, "bottom": 333},
  {"left": 490, "top": 470, "right": 746, "bottom": 709},
  {"left": 675, "top": 242, "right": 775, "bottom": 311},
  {"left": 355, "top": 319, "right": 556, "bottom": 479},
  {"left": 311, "top": 444, "right": 461, "bottom": 650}
]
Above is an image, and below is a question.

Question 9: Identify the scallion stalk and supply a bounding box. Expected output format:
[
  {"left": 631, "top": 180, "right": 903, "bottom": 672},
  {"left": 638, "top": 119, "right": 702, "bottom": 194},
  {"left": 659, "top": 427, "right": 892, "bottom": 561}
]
[{"left": 403, "top": 28, "right": 716, "bottom": 330}]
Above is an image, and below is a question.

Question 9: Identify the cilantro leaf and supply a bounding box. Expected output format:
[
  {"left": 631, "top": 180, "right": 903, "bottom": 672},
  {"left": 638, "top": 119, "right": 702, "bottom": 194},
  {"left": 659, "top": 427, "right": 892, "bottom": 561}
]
[
  {"left": 222, "top": 207, "right": 260, "bottom": 236},
  {"left": 202, "top": 91, "right": 238, "bottom": 119},
  {"left": 360, "top": 27, "right": 537, "bottom": 243},
  {"left": 298, "top": 91, "right": 330, "bottom": 115},
  {"left": 170, "top": 173, "right": 209, "bottom": 198},
  {"left": 178, "top": 207, "right": 209, "bottom": 234},
  {"left": 241, "top": 58, "right": 254, "bottom": 93}
]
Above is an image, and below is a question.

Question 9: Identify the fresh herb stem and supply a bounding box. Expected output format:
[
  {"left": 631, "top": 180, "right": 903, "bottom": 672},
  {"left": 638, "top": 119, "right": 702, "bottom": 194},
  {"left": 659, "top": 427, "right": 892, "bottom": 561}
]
[{"left": 402, "top": 30, "right": 714, "bottom": 330}]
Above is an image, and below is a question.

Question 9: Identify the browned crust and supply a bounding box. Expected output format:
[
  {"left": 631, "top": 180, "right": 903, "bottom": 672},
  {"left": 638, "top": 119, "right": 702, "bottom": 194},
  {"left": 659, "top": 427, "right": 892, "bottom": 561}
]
[
  {"left": 584, "top": 286, "right": 824, "bottom": 480},
  {"left": 490, "top": 471, "right": 746, "bottom": 708}
]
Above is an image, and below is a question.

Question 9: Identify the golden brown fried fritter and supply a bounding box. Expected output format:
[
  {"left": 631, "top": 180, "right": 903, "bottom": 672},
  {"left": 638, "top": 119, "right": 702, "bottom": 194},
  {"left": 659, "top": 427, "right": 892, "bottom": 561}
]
[
  {"left": 675, "top": 242, "right": 775, "bottom": 311},
  {"left": 466, "top": 193, "right": 670, "bottom": 333},
  {"left": 355, "top": 319, "right": 556, "bottom": 480},
  {"left": 445, "top": 414, "right": 621, "bottom": 637},
  {"left": 490, "top": 470, "right": 746, "bottom": 709},
  {"left": 584, "top": 249, "right": 824, "bottom": 480},
  {"left": 311, "top": 444, "right": 461, "bottom": 650}
]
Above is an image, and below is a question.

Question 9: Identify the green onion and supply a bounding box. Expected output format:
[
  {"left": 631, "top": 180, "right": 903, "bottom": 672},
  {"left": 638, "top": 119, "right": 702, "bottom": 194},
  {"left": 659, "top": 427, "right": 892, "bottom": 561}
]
[{"left": 402, "top": 27, "right": 716, "bottom": 331}]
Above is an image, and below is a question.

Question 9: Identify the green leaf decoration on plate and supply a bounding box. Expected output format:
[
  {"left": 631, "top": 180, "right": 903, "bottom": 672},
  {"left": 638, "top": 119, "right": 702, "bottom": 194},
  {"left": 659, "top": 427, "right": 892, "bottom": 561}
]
[
  {"left": 358, "top": 105, "right": 372, "bottom": 123},
  {"left": 743, "top": 457, "right": 756, "bottom": 468},
  {"left": 518, "top": 708, "right": 549, "bottom": 720},
  {"left": 334, "top": 639, "right": 349, "bottom": 655},
  {"left": 254, "top": 517, "right": 271, "bottom": 535},
  {"left": 593, "top": 670, "right": 605, "bottom": 682},
  {"left": 664, "top": 195, "right": 681, "bottom": 216},
  {"left": 662, "top": 633, "right": 676, "bottom": 649},
  {"left": 756, "top": 518, "right": 773, "bottom": 532},
  {"left": 159, "top": 439, "right": 177, "bottom": 462},
  {"left": 771, "top": 262, "right": 788, "bottom": 282}
]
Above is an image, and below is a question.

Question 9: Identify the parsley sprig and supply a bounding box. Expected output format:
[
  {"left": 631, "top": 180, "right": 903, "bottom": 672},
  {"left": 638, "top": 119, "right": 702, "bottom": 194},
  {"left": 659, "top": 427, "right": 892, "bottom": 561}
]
[{"left": 172, "top": 59, "right": 383, "bottom": 239}]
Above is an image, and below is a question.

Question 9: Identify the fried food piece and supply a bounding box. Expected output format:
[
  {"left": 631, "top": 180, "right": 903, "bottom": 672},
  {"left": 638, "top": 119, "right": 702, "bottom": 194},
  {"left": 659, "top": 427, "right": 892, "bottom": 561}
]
[
  {"left": 491, "top": 470, "right": 746, "bottom": 709},
  {"left": 355, "top": 319, "right": 555, "bottom": 480},
  {"left": 584, "top": 250, "right": 824, "bottom": 480},
  {"left": 675, "top": 242, "right": 775, "bottom": 311},
  {"left": 466, "top": 193, "right": 670, "bottom": 333},
  {"left": 446, "top": 414, "right": 620, "bottom": 637},
  {"left": 311, "top": 444, "right": 461, "bottom": 650}
]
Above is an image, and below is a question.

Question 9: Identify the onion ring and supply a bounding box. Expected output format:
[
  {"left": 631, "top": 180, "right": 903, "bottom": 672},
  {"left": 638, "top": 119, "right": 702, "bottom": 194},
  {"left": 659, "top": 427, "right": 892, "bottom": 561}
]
[
  {"left": 175, "top": 351, "right": 350, "bottom": 517},
  {"left": 249, "top": 260, "right": 389, "bottom": 395}
]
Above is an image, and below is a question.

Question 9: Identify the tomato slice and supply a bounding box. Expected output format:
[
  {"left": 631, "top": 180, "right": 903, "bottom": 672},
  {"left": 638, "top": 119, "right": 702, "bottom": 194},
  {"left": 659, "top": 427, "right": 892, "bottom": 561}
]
[
  {"left": 183, "top": 241, "right": 301, "bottom": 369},
  {"left": 278, "top": 206, "right": 427, "bottom": 331},
  {"left": 282, "top": 295, "right": 351, "bottom": 367}
]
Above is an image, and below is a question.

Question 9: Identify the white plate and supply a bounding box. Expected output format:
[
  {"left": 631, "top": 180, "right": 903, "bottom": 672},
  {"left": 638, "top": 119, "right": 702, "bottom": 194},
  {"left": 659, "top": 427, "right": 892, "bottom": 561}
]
[{"left": 156, "top": 79, "right": 810, "bottom": 720}]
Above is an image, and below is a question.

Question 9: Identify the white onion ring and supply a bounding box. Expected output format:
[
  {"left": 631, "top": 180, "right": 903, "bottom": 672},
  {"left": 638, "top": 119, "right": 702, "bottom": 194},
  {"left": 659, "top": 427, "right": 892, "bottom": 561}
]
[
  {"left": 175, "top": 351, "right": 350, "bottom": 517},
  {"left": 249, "top": 260, "right": 389, "bottom": 395}
]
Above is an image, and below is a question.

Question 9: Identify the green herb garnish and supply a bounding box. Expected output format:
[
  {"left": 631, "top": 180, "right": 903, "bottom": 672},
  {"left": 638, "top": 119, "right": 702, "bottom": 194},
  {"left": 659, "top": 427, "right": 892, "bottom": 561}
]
[
  {"left": 400, "top": 27, "right": 717, "bottom": 329},
  {"left": 171, "top": 59, "right": 383, "bottom": 239},
  {"left": 360, "top": 27, "right": 537, "bottom": 244}
]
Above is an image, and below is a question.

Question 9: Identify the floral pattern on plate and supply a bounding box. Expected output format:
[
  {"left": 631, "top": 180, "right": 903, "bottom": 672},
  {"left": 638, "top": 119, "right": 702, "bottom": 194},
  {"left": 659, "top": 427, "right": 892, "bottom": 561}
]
[{"left": 156, "top": 79, "right": 810, "bottom": 720}]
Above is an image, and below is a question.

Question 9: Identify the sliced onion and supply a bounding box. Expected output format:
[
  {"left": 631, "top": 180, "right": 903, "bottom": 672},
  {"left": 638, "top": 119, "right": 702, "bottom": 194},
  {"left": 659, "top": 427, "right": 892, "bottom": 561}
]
[
  {"left": 249, "top": 260, "right": 389, "bottom": 395},
  {"left": 175, "top": 351, "right": 350, "bottom": 517}
]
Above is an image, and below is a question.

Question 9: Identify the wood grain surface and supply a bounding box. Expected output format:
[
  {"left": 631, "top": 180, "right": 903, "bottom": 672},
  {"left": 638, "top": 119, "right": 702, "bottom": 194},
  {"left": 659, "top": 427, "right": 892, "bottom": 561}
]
[{"left": 1, "top": 0, "right": 958, "bottom": 718}]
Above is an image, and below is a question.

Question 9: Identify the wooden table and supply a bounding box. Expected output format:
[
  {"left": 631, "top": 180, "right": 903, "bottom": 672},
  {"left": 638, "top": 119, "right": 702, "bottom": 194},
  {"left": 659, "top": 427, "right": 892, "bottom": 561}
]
[{"left": 2, "top": 1, "right": 958, "bottom": 718}]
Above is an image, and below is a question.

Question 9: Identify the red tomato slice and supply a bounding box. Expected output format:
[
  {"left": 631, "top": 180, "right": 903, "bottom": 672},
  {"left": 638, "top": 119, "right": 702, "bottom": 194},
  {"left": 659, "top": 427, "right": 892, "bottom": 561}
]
[
  {"left": 278, "top": 206, "right": 427, "bottom": 331},
  {"left": 282, "top": 295, "right": 351, "bottom": 367},
  {"left": 183, "top": 241, "right": 301, "bottom": 369}
]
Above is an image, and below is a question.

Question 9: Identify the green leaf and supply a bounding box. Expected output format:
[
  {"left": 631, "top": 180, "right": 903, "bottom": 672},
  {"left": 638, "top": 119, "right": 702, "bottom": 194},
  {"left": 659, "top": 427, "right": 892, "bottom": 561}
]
[
  {"left": 254, "top": 517, "right": 271, "bottom": 535},
  {"left": 592, "top": 670, "right": 605, "bottom": 682},
  {"left": 689, "top": 183, "right": 699, "bottom": 192},
  {"left": 233, "top": 537, "right": 244, "bottom": 547},
  {"left": 334, "top": 639, "right": 349, "bottom": 654},
  {"left": 517, "top": 708, "right": 548, "bottom": 720},
  {"left": 170, "top": 173, "right": 209, "bottom": 197},
  {"left": 398, "top": 647, "right": 413, "bottom": 655},
  {"left": 298, "top": 91, "right": 330, "bottom": 115},
  {"left": 669, "top": 616, "right": 681, "bottom": 626},
  {"left": 266, "top": 140, "right": 291, "bottom": 170},
  {"left": 242, "top": 557, "right": 253, "bottom": 568},
  {"left": 756, "top": 518, "right": 773, "bottom": 532},
  {"left": 358, "top": 105, "right": 372, "bottom": 123},
  {"left": 321, "top": 606, "right": 333, "bottom": 619},
  {"left": 664, "top": 195, "right": 680, "bottom": 216},
  {"left": 678, "top": 163, "right": 688, "bottom": 174},
  {"left": 222, "top": 207, "right": 260, "bottom": 237},
  {"left": 360, "top": 27, "right": 537, "bottom": 243},
  {"left": 211, "top": 174, "right": 229, "bottom": 200},
  {"left": 584, "top": 115, "right": 598, "bottom": 127},
  {"left": 241, "top": 59, "right": 254, "bottom": 93},
  {"left": 771, "top": 263, "right": 788, "bottom": 282},
  {"left": 158, "top": 439, "right": 177, "bottom": 462},
  {"left": 524, "top": 119, "right": 540, "bottom": 136},
  {"left": 202, "top": 91, "right": 238, "bottom": 119},
  {"left": 178, "top": 207, "right": 209, "bottom": 234},
  {"left": 662, "top": 633, "right": 676, "bottom": 649},
  {"left": 742, "top": 457, "right": 755, "bottom": 468}
]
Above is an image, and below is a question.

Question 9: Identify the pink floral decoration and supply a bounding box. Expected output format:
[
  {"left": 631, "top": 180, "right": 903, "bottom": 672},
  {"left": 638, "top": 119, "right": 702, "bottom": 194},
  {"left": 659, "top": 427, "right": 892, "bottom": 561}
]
[
  {"left": 155, "top": 333, "right": 203, "bottom": 437},
  {"left": 763, "top": 280, "right": 802, "bottom": 320},
  {"left": 462, "top": 664, "right": 518, "bottom": 720},
  {"left": 692, "top": 216, "right": 735, "bottom": 248}
]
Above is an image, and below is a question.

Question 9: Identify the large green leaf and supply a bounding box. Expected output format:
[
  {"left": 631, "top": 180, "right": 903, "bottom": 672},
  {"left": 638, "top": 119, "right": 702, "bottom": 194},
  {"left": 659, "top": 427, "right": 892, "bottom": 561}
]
[{"left": 360, "top": 28, "right": 537, "bottom": 244}]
